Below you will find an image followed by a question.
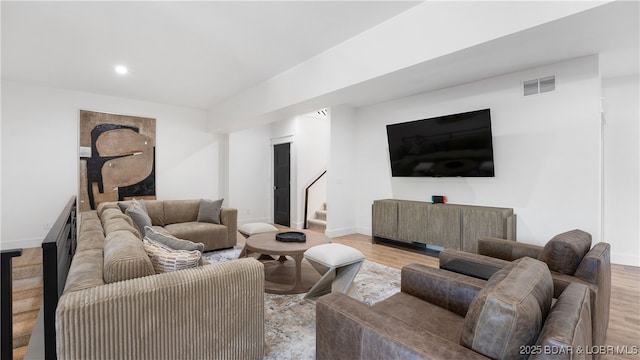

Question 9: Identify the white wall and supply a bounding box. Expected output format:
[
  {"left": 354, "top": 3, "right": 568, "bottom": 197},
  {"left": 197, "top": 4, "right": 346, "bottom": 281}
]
[
  {"left": 326, "top": 105, "right": 358, "bottom": 237},
  {"left": 294, "top": 114, "right": 329, "bottom": 229},
  {"left": 227, "top": 125, "right": 272, "bottom": 224},
  {"left": 353, "top": 56, "right": 606, "bottom": 252},
  {"left": 1, "top": 81, "right": 218, "bottom": 249},
  {"left": 602, "top": 75, "right": 640, "bottom": 265},
  {"left": 227, "top": 113, "right": 329, "bottom": 228}
]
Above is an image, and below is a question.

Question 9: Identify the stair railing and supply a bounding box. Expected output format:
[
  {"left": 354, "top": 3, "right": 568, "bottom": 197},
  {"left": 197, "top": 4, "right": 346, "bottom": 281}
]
[
  {"left": 24, "top": 196, "right": 77, "bottom": 360},
  {"left": 2, "top": 248, "right": 23, "bottom": 360},
  {"left": 303, "top": 170, "right": 327, "bottom": 229},
  {"left": 42, "top": 196, "right": 77, "bottom": 359}
]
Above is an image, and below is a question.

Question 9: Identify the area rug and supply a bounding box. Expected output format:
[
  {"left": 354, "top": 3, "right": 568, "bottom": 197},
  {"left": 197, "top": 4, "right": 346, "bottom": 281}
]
[{"left": 203, "top": 246, "right": 401, "bottom": 359}]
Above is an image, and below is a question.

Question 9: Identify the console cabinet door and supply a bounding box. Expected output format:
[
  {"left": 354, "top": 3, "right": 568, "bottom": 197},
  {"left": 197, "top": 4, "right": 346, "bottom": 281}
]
[
  {"left": 372, "top": 200, "right": 398, "bottom": 240},
  {"left": 461, "top": 208, "right": 507, "bottom": 253},
  {"left": 427, "top": 205, "right": 462, "bottom": 248},
  {"left": 398, "top": 202, "right": 429, "bottom": 243}
]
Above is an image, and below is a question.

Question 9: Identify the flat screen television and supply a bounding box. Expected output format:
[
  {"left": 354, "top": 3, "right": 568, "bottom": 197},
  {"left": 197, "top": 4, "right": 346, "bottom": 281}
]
[{"left": 386, "top": 108, "right": 495, "bottom": 177}]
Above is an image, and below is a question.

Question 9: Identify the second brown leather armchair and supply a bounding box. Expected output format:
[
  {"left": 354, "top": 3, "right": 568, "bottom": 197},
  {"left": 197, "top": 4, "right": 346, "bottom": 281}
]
[{"left": 439, "top": 229, "right": 611, "bottom": 349}]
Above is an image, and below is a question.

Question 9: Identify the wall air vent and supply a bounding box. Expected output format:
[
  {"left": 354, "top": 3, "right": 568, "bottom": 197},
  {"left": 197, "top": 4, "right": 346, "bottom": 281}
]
[
  {"left": 523, "top": 79, "right": 539, "bottom": 96},
  {"left": 539, "top": 75, "right": 555, "bottom": 93},
  {"left": 523, "top": 75, "right": 556, "bottom": 96}
]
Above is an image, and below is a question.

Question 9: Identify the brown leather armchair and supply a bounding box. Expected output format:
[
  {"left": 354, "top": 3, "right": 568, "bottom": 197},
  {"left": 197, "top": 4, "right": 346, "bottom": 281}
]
[
  {"left": 317, "top": 257, "right": 593, "bottom": 360},
  {"left": 439, "top": 229, "right": 611, "bottom": 348}
]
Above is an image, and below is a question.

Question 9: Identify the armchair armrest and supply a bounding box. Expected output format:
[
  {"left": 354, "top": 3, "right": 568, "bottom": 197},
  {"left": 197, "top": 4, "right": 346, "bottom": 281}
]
[
  {"left": 440, "top": 248, "right": 511, "bottom": 271},
  {"left": 220, "top": 207, "right": 238, "bottom": 243},
  {"left": 56, "top": 258, "right": 264, "bottom": 360},
  {"left": 316, "top": 293, "right": 489, "bottom": 360},
  {"left": 401, "top": 263, "right": 486, "bottom": 316},
  {"left": 478, "top": 237, "right": 543, "bottom": 261},
  {"left": 572, "top": 242, "right": 611, "bottom": 347},
  {"left": 574, "top": 242, "right": 611, "bottom": 285}
]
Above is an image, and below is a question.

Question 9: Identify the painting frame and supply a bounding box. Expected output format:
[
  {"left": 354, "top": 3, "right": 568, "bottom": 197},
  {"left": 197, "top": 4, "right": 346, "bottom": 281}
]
[{"left": 78, "top": 110, "right": 156, "bottom": 211}]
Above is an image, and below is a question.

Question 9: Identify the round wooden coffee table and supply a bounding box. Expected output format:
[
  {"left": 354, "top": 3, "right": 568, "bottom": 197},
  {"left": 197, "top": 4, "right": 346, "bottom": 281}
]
[{"left": 239, "top": 230, "right": 330, "bottom": 294}]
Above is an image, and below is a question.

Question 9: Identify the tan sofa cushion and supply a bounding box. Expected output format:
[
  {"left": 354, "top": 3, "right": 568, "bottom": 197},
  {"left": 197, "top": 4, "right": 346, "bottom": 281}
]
[
  {"left": 103, "top": 230, "right": 155, "bottom": 283},
  {"left": 165, "top": 221, "right": 227, "bottom": 247},
  {"left": 102, "top": 217, "right": 141, "bottom": 239},
  {"left": 64, "top": 248, "right": 106, "bottom": 292},
  {"left": 100, "top": 208, "right": 134, "bottom": 227},
  {"left": 163, "top": 199, "right": 200, "bottom": 224},
  {"left": 80, "top": 219, "right": 104, "bottom": 233},
  {"left": 76, "top": 230, "right": 105, "bottom": 253},
  {"left": 79, "top": 211, "right": 103, "bottom": 231},
  {"left": 77, "top": 211, "right": 105, "bottom": 253},
  {"left": 460, "top": 257, "right": 553, "bottom": 359},
  {"left": 144, "top": 200, "right": 165, "bottom": 226},
  {"left": 538, "top": 229, "right": 592, "bottom": 275},
  {"left": 96, "top": 202, "right": 120, "bottom": 218}
]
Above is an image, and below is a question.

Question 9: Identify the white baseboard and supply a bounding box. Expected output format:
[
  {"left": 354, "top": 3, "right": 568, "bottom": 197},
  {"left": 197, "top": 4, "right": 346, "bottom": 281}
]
[
  {"left": 290, "top": 221, "right": 304, "bottom": 230},
  {"left": 611, "top": 251, "right": 640, "bottom": 267},
  {"left": 356, "top": 226, "right": 372, "bottom": 236},
  {"left": 0, "top": 237, "right": 42, "bottom": 251},
  {"left": 324, "top": 227, "right": 358, "bottom": 239}
]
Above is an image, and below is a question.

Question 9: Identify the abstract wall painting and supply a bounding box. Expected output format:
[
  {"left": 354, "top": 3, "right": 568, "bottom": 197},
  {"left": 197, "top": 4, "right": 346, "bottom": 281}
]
[{"left": 79, "top": 110, "right": 156, "bottom": 211}]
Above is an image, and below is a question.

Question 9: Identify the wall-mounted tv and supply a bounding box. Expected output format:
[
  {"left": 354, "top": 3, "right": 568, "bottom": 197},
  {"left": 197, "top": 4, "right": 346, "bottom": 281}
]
[{"left": 386, "top": 108, "right": 495, "bottom": 177}]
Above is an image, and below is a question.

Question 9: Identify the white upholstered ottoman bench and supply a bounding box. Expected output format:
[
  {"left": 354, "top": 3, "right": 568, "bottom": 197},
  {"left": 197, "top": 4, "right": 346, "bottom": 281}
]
[
  {"left": 238, "top": 222, "right": 278, "bottom": 238},
  {"left": 237, "top": 222, "right": 279, "bottom": 259},
  {"left": 303, "top": 243, "right": 365, "bottom": 300}
]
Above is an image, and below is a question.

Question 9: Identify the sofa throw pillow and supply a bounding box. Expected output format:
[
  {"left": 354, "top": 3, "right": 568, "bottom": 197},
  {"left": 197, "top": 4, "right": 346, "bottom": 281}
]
[
  {"left": 144, "top": 226, "right": 205, "bottom": 252},
  {"left": 144, "top": 226, "right": 205, "bottom": 265},
  {"left": 197, "top": 198, "right": 223, "bottom": 224},
  {"left": 125, "top": 205, "right": 152, "bottom": 239},
  {"left": 118, "top": 198, "right": 147, "bottom": 213},
  {"left": 143, "top": 237, "right": 202, "bottom": 273}
]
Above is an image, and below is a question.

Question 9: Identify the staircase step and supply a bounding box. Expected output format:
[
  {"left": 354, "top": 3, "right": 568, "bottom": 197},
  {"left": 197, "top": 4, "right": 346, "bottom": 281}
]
[
  {"left": 14, "top": 345, "right": 28, "bottom": 360},
  {"left": 308, "top": 218, "right": 327, "bottom": 231},
  {"left": 308, "top": 218, "right": 326, "bottom": 226},
  {"left": 12, "top": 294, "right": 43, "bottom": 316},
  {"left": 315, "top": 209, "right": 327, "bottom": 221},
  {"left": 13, "top": 284, "right": 43, "bottom": 304},
  {"left": 13, "top": 314, "right": 37, "bottom": 348},
  {"left": 12, "top": 276, "right": 43, "bottom": 294},
  {"left": 12, "top": 263, "right": 43, "bottom": 281},
  {"left": 11, "top": 247, "right": 42, "bottom": 267},
  {"left": 13, "top": 309, "right": 40, "bottom": 324}
]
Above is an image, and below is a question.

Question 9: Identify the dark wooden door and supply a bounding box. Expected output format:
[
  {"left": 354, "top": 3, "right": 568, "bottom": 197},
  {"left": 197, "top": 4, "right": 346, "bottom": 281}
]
[{"left": 273, "top": 143, "right": 291, "bottom": 226}]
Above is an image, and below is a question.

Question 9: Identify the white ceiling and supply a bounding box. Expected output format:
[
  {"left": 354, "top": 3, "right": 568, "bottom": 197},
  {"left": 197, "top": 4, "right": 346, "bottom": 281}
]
[
  {"left": 324, "top": 0, "right": 640, "bottom": 109},
  {"left": 1, "top": 1, "right": 420, "bottom": 109},
  {"left": 2, "top": 1, "right": 638, "bottom": 119}
]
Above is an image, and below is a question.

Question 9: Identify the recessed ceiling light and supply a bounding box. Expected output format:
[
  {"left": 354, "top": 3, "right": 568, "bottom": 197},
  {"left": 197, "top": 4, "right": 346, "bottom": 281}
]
[{"left": 115, "top": 65, "right": 128, "bottom": 75}]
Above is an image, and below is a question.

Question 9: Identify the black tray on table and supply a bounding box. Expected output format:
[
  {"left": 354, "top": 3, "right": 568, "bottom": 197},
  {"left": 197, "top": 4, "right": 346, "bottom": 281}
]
[{"left": 275, "top": 231, "right": 307, "bottom": 243}]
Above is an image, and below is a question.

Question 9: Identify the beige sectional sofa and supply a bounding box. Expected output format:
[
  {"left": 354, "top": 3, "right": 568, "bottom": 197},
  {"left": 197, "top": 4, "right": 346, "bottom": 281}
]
[
  {"left": 55, "top": 202, "right": 264, "bottom": 359},
  {"left": 110, "top": 199, "right": 238, "bottom": 251}
]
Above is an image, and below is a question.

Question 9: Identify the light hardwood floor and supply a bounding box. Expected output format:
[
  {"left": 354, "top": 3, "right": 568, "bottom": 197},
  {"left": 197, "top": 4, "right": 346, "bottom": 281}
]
[{"left": 11, "top": 231, "right": 640, "bottom": 359}]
